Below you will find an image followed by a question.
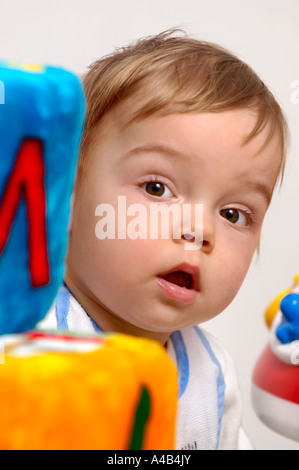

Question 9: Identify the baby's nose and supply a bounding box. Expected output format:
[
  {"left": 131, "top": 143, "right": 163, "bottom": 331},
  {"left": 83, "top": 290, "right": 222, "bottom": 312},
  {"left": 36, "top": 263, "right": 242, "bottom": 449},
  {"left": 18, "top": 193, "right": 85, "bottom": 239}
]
[{"left": 172, "top": 204, "right": 204, "bottom": 251}]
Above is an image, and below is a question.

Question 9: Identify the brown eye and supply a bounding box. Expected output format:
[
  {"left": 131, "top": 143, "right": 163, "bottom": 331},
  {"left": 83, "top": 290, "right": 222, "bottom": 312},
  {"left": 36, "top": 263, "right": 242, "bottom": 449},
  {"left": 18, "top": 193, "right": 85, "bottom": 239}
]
[
  {"left": 146, "top": 182, "right": 165, "bottom": 196},
  {"left": 220, "top": 208, "right": 247, "bottom": 226},
  {"left": 142, "top": 181, "right": 174, "bottom": 198},
  {"left": 220, "top": 209, "right": 239, "bottom": 223}
]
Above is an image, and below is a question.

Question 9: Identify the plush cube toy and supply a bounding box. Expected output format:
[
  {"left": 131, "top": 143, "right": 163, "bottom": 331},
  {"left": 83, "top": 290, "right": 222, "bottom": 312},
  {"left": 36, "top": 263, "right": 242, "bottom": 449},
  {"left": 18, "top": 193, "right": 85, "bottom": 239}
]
[{"left": 0, "top": 330, "right": 177, "bottom": 450}]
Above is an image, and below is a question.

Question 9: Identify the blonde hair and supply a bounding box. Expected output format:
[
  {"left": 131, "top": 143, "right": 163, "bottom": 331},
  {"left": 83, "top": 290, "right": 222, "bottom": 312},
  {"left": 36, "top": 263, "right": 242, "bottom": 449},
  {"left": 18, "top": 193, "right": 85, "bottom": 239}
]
[{"left": 79, "top": 29, "right": 288, "bottom": 185}]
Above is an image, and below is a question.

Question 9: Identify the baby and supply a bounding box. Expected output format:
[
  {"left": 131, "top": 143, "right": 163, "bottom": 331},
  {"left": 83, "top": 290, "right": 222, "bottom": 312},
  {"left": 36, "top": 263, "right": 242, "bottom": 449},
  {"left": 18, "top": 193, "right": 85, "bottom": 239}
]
[{"left": 55, "top": 30, "right": 288, "bottom": 450}]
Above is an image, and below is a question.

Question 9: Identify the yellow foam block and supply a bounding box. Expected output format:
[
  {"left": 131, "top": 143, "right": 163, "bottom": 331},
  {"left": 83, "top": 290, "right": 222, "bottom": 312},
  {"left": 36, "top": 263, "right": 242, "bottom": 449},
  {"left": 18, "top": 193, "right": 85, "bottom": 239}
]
[{"left": 0, "top": 331, "right": 177, "bottom": 450}]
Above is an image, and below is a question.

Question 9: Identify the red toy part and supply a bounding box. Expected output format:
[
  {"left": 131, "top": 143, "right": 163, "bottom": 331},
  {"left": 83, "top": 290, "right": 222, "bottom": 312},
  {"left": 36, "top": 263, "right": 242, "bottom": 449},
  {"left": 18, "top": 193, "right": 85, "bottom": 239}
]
[
  {"left": 253, "top": 345, "right": 299, "bottom": 404},
  {"left": 252, "top": 345, "right": 299, "bottom": 441}
]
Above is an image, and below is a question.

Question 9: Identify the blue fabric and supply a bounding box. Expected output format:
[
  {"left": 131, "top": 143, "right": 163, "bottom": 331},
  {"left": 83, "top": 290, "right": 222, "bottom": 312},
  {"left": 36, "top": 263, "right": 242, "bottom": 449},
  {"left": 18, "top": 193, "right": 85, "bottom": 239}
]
[
  {"left": 56, "top": 284, "right": 103, "bottom": 333},
  {"left": 194, "top": 326, "right": 225, "bottom": 449},
  {"left": 0, "top": 61, "right": 85, "bottom": 334},
  {"left": 170, "top": 330, "right": 189, "bottom": 398},
  {"left": 56, "top": 286, "right": 71, "bottom": 330}
]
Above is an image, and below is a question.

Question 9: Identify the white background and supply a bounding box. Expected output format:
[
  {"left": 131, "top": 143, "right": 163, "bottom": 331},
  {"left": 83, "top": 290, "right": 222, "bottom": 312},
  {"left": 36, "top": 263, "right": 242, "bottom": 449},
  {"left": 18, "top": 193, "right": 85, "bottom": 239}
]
[{"left": 2, "top": 0, "right": 299, "bottom": 450}]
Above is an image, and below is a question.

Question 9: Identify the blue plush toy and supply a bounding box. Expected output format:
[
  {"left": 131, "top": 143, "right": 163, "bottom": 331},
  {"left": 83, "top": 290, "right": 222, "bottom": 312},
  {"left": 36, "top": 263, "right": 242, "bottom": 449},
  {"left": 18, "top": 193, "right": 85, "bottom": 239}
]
[{"left": 0, "top": 61, "right": 85, "bottom": 334}]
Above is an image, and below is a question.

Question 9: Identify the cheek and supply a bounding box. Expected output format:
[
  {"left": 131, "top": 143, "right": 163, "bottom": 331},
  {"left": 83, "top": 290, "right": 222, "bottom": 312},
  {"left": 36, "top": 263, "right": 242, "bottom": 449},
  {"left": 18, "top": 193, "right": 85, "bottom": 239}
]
[
  {"left": 208, "top": 237, "right": 257, "bottom": 308},
  {"left": 86, "top": 238, "right": 159, "bottom": 290},
  {"left": 74, "top": 185, "right": 162, "bottom": 286},
  {"left": 229, "top": 239, "right": 256, "bottom": 278}
]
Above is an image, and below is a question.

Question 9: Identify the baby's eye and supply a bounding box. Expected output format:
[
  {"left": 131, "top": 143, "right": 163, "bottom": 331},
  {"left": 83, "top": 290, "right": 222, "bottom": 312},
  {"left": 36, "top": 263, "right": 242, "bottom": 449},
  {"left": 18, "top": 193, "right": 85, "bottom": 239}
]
[
  {"left": 142, "top": 181, "right": 174, "bottom": 198},
  {"left": 219, "top": 208, "right": 249, "bottom": 226}
]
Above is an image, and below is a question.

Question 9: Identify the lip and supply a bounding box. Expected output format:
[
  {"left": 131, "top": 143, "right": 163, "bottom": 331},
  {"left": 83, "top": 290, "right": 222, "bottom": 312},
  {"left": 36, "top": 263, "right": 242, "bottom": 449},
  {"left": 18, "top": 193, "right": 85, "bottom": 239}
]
[{"left": 156, "top": 263, "right": 200, "bottom": 303}]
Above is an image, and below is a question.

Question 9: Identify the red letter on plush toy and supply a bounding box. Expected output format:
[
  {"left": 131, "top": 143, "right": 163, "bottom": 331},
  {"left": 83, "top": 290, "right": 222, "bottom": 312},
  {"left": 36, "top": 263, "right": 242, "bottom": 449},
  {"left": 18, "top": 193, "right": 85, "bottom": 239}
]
[{"left": 0, "top": 139, "right": 50, "bottom": 287}]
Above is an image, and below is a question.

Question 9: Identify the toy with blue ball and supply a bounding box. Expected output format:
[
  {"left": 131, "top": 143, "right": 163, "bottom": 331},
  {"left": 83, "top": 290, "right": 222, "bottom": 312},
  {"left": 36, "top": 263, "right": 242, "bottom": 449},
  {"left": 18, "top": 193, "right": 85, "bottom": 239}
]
[
  {"left": 251, "top": 275, "right": 299, "bottom": 443},
  {"left": 276, "top": 293, "right": 299, "bottom": 344}
]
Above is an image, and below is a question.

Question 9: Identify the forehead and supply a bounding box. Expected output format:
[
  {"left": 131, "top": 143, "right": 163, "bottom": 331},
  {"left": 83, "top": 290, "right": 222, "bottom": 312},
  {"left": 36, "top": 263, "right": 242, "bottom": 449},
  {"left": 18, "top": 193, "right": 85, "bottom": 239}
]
[
  {"left": 119, "top": 106, "right": 280, "bottom": 157},
  {"left": 88, "top": 106, "right": 282, "bottom": 194}
]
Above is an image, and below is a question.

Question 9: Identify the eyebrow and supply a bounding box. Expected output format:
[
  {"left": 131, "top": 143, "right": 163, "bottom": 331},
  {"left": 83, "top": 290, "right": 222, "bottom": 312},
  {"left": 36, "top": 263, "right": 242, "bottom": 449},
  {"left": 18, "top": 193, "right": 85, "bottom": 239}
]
[
  {"left": 243, "top": 181, "right": 273, "bottom": 206},
  {"left": 123, "top": 143, "right": 188, "bottom": 161}
]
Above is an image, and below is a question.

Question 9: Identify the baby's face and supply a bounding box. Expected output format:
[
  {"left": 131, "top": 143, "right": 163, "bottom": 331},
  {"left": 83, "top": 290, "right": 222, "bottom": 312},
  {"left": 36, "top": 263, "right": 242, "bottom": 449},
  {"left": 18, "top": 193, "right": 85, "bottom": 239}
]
[{"left": 66, "top": 106, "right": 281, "bottom": 343}]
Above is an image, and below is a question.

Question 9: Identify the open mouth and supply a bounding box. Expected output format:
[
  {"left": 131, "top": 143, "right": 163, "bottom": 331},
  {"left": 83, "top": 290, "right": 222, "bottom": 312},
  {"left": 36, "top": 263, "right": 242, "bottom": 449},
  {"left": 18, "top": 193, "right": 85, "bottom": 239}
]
[
  {"left": 162, "top": 271, "right": 194, "bottom": 290},
  {"left": 157, "top": 263, "right": 200, "bottom": 303}
]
